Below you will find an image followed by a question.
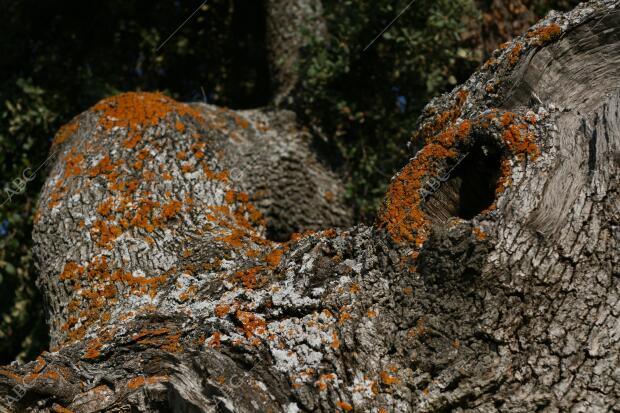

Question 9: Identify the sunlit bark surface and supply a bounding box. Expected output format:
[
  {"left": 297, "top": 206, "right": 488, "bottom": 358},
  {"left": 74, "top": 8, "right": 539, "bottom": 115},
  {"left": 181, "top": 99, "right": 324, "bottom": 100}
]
[{"left": 1, "top": 1, "right": 619, "bottom": 412}]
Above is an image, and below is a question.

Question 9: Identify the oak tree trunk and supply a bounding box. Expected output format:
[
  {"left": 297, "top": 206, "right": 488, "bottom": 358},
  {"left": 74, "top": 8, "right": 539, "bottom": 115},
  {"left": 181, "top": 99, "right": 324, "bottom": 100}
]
[{"left": 1, "top": 1, "right": 619, "bottom": 412}]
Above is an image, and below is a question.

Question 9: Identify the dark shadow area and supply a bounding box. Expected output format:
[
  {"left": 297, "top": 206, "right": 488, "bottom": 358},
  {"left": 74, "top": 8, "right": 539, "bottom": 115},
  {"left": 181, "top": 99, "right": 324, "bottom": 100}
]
[
  {"left": 455, "top": 143, "right": 502, "bottom": 219},
  {"left": 423, "top": 141, "right": 502, "bottom": 223}
]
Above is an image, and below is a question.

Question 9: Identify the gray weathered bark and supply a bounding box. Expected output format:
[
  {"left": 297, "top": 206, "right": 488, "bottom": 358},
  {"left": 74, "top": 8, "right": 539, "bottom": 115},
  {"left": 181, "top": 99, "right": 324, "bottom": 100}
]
[{"left": 1, "top": 1, "right": 619, "bottom": 412}]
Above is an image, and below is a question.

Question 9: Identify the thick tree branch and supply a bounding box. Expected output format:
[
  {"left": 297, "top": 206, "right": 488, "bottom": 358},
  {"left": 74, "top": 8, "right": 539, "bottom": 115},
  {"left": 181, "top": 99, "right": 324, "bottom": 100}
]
[
  {"left": 265, "top": 0, "right": 327, "bottom": 105},
  {"left": 1, "top": 1, "right": 618, "bottom": 412}
]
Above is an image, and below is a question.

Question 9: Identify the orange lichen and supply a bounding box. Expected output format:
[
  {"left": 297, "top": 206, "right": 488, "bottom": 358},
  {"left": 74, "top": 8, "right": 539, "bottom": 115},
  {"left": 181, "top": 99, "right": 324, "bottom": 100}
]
[
  {"left": 473, "top": 227, "right": 487, "bottom": 240},
  {"left": 527, "top": 23, "right": 561, "bottom": 46},
  {"left": 236, "top": 310, "right": 267, "bottom": 338},
  {"left": 92, "top": 92, "right": 203, "bottom": 133},
  {"left": 495, "top": 158, "right": 513, "bottom": 196},
  {"left": 91, "top": 219, "right": 122, "bottom": 249},
  {"left": 53, "top": 120, "right": 80, "bottom": 146},
  {"left": 263, "top": 249, "right": 283, "bottom": 268},
  {"left": 33, "top": 356, "right": 46, "bottom": 374},
  {"left": 51, "top": 405, "right": 75, "bottom": 413},
  {"left": 0, "top": 368, "right": 21, "bottom": 380},
  {"left": 178, "top": 285, "right": 197, "bottom": 302},
  {"left": 62, "top": 150, "right": 85, "bottom": 179},
  {"left": 331, "top": 331, "right": 341, "bottom": 349},
  {"left": 233, "top": 267, "right": 261, "bottom": 289},
  {"left": 336, "top": 401, "right": 353, "bottom": 411},
  {"left": 315, "top": 373, "right": 336, "bottom": 391},
  {"left": 59, "top": 262, "right": 84, "bottom": 281},
  {"left": 203, "top": 165, "right": 229, "bottom": 181},
  {"left": 209, "top": 332, "right": 222, "bottom": 348},
  {"left": 414, "top": 89, "right": 469, "bottom": 144},
  {"left": 508, "top": 42, "right": 523, "bottom": 66},
  {"left": 127, "top": 376, "right": 146, "bottom": 390},
  {"left": 83, "top": 338, "right": 103, "bottom": 359},
  {"left": 234, "top": 115, "right": 250, "bottom": 129},
  {"left": 159, "top": 200, "right": 182, "bottom": 221},
  {"left": 338, "top": 311, "right": 351, "bottom": 325},
  {"left": 122, "top": 133, "right": 142, "bottom": 150},
  {"left": 88, "top": 155, "right": 117, "bottom": 178},
  {"left": 502, "top": 123, "right": 539, "bottom": 160},
  {"left": 146, "top": 375, "right": 169, "bottom": 385},
  {"left": 379, "top": 143, "right": 456, "bottom": 245},
  {"left": 96, "top": 198, "right": 114, "bottom": 217},
  {"left": 380, "top": 371, "right": 401, "bottom": 385},
  {"left": 500, "top": 111, "right": 516, "bottom": 127},
  {"left": 132, "top": 328, "right": 170, "bottom": 341},
  {"left": 214, "top": 304, "right": 231, "bottom": 318}
]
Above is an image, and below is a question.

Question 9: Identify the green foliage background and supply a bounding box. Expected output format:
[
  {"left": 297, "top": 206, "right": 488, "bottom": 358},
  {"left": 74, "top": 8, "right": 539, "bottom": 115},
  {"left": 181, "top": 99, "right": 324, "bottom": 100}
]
[{"left": 0, "top": 0, "right": 579, "bottom": 362}]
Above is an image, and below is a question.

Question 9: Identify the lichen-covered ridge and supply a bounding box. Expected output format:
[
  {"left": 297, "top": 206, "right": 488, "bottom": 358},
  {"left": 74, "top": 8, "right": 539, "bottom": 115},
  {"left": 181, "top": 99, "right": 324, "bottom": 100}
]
[{"left": 1, "top": 1, "right": 619, "bottom": 412}]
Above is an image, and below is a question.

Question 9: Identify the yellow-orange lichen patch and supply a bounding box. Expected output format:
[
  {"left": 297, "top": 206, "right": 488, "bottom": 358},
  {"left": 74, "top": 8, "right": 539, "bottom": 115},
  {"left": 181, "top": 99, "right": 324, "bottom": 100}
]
[
  {"left": 62, "top": 150, "right": 85, "bottom": 179},
  {"left": 51, "top": 405, "right": 75, "bottom": 413},
  {"left": 380, "top": 370, "right": 401, "bottom": 385},
  {"left": 53, "top": 120, "right": 79, "bottom": 147},
  {"left": 527, "top": 23, "right": 561, "bottom": 46},
  {"left": 502, "top": 123, "right": 539, "bottom": 160},
  {"left": 233, "top": 267, "right": 262, "bottom": 289},
  {"left": 59, "top": 262, "right": 84, "bottom": 281},
  {"left": 236, "top": 310, "right": 267, "bottom": 338},
  {"left": 96, "top": 198, "right": 114, "bottom": 217},
  {"left": 473, "top": 227, "right": 487, "bottom": 240},
  {"left": 127, "top": 376, "right": 146, "bottom": 390},
  {"left": 91, "top": 219, "right": 123, "bottom": 249},
  {"left": 158, "top": 200, "right": 182, "bottom": 221},
  {"left": 203, "top": 165, "right": 229, "bottom": 182},
  {"left": 92, "top": 92, "right": 203, "bottom": 135},
  {"left": 315, "top": 373, "right": 336, "bottom": 391},
  {"left": 379, "top": 143, "right": 458, "bottom": 244},
  {"left": 83, "top": 338, "right": 103, "bottom": 359},
  {"left": 123, "top": 132, "right": 142, "bottom": 150},
  {"left": 146, "top": 375, "right": 169, "bottom": 385},
  {"left": 88, "top": 155, "right": 120, "bottom": 178},
  {"left": 33, "top": 356, "right": 46, "bottom": 374},
  {"left": 214, "top": 304, "right": 231, "bottom": 318},
  {"left": 0, "top": 368, "right": 22, "bottom": 380},
  {"left": 508, "top": 42, "right": 523, "bottom": 66},
  {"left": 331, "top": 331, "right": 341, "bottom": 349},
  {"left": 336, "top": 401, "right": 353, "bottom": 411},
  {"left": 414, "top": 89, "right": 469, "bottom": 144},
  {"left": 263, "top": 249, "right": 283, "bottom": 268},
  {"left": 209, "top": 332, "right": 221, "bottom": 348},
  {"left": 233, "top": 114, "right": 250, "bottom": 129},
  {"left": 338, "top": 310, "right": 352, "bottom": 325},
  {"left": 178, "top": 285, "right": 197, "bottom": 302}
]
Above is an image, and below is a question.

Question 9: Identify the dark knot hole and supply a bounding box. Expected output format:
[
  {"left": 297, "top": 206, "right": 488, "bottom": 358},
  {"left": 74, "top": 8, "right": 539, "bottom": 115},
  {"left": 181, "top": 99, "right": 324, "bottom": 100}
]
[{"left": 423, "top": 141, "right": 503, "bottom": 223}]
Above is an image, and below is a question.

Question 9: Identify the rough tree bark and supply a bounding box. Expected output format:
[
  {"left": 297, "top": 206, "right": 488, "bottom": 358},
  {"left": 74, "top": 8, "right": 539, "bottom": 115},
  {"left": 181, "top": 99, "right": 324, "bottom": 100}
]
[{"left": 1, "top": 0, "right": 619, "bottom": 412}]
